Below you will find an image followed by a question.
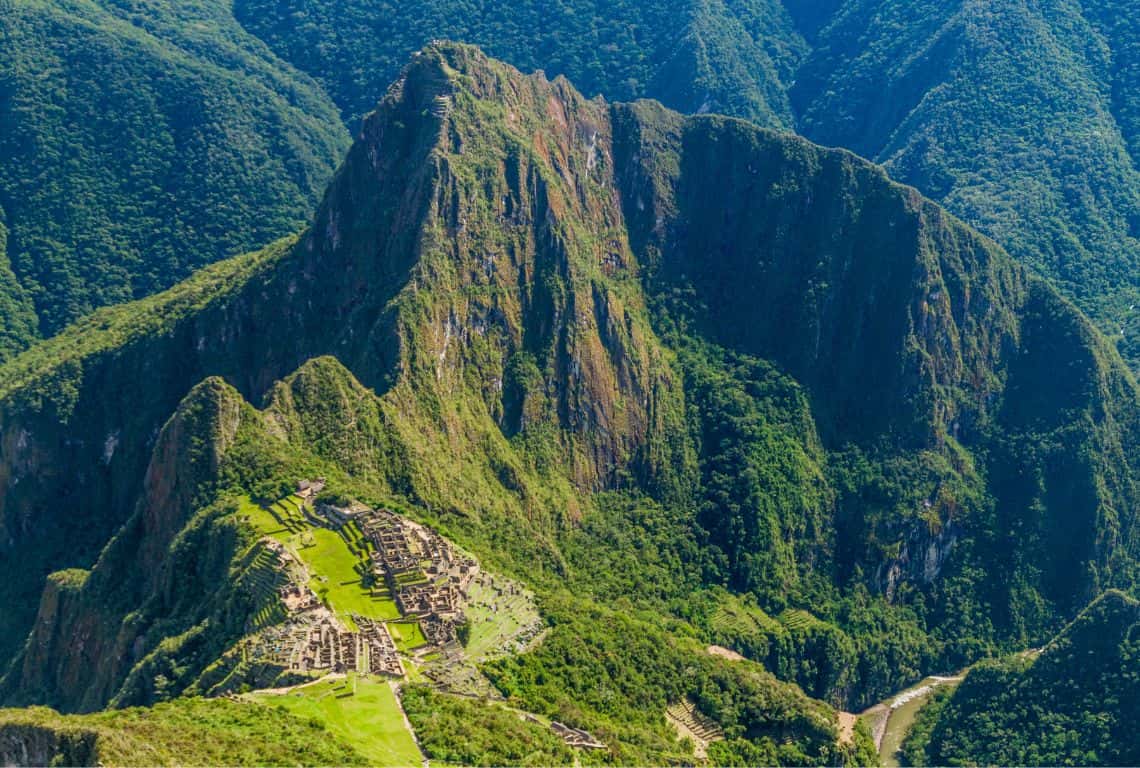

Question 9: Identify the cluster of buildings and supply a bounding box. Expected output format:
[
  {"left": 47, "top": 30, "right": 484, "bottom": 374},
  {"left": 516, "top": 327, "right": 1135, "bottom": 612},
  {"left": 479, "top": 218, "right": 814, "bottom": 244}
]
[
  {"left": 253, "top": 582, "right": 405, "bottom": 677},
  {"left": 351, "top": 507, "right": 479, "bottom": 629},
  {"left": 246, "top": 537, "right": 403, "bottom": 677}
]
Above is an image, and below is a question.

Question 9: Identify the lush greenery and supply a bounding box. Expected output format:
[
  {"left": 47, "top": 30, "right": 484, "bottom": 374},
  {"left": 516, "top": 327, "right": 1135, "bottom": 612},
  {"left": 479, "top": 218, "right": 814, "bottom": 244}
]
[
  {"left": 1, "top": 41, "right": 1139, "bottom": 766},
  {"left": 232, "top": 0, "right": 804, "bottom": 127},
  {"left": 483, "top": 594, "right": 845, "bottom": 766},
  {"left": 227, "top": 0, "right": 1140, "bottom": 374},
  {"left": 904, "top": 590, "right": 1140, "bottom": 766},
  {"left": 0, "top": 697, "right": 368, "bottom": 765},
  {"left": 790, "top": 0, "right": 1140, "bottom": 368},
  {"left": 251, "top": 677, "right": 421, "bottom": 766},
  {"left": 0, "top": 214, "right": 37, "bottom": 359},
  {"left": 402, "top": 686, "right": 576, "bottom": 766},
  {"left": 0, "top": 0, "right": 347, "bottom": 356}
]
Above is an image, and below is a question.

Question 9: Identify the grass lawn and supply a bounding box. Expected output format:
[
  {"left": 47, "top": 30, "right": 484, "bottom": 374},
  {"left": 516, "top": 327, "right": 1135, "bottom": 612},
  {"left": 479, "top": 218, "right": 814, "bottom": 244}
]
[
  {"left": 306, "top": 528, "right": 401, "bottom": 626},
  {"left": 242, "top": 497, "right": 294, "bottom": 541},
  {"left": 0, "top": 697, "right": 371, "bottom": 765},
  {"left": 240, "top": 497, "right": 400, "bottom": 625},
  {"left": 252, "top": 677, "right": 421, "bottom": 766},
  {"left": 389, "top": 621, "right": 429, "bottom": 652}
]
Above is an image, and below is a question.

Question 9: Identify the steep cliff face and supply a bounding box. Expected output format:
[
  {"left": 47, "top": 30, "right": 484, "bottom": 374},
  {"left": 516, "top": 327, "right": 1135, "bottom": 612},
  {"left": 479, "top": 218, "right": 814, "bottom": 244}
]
[
  {"left": 612, "top": 95, "right": 1140, "bottom": 620},
  {"left": 1, "top": 44, "right": 1139, "bottom": 708},
  {"left": 0, "top": 717, "right": 96, "bottom": 767},
  {"left": 4, "top": 379, "right": 255, "bottom": 711},
  {"left": 0, "top": 44, "right": 697, "bottom": 664},
  {"left": 790, "top": 0, "right": 1140, "bottom": 365}
]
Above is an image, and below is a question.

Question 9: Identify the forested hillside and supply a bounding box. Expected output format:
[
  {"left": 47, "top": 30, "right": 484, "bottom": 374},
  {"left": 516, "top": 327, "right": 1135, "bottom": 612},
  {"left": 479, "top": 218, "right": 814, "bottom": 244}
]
[
  {"left": 0, "top": 0, "right": 348, "bottom": 357},
  {"left": 792, "top": 0, "right": 1140, "bottom": 365},
  {"left": 1, "top": 44, "right": 1138, "bottom": 764},
  {"left": 228, "top": 0, "right": 1140, "bottom": 370},
  {"left": 903, "top": 590, "right": 1140, "bottom": 766},
  {"left": 232, "top": 0, "right": 806, "bottom": 127},
  {"left": 9, "top": 0, "right": 1140, "bottom": 382}
]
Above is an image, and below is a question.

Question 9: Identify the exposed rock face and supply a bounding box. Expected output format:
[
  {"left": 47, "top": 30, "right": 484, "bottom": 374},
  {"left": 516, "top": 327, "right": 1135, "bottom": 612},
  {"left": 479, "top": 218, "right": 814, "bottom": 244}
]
[
  {"left": 0, "top": 721, "right": 96, "bottom": 767},
  {"left": 0, "top": 43, "right": 1138, "bottom": 698},
  {"left": 6, "top": 380, "right": 249, "bottom": 711}
]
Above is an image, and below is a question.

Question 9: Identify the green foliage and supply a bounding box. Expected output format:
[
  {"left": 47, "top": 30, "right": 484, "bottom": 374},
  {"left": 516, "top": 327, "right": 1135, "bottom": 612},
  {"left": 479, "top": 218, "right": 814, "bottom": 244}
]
[
  {"left": 0, "top": 0, "right": 348, "bottom": 354},
  {"left": 1, "top": 42, "right": 1140, "bottom": 766},
  {"left": 229, "top": 0, "right": 1140, "bottom": 376},
  {"left": 679, "top": 338, "right": 832, "bottom": 605},
  {"left": 0, "top": 236, "right": 292, "bottom": 405},
  {"left": 918, "top": 591, "right": 1140, "bottom": 766},
  {"left": 402, "top": 686, "right": 575, "bottom": 766},
  {"left": 251, "top": 677, "right": 421, "bottom": 766},
  {"left": 898, "top": 685, "right": 952, "bottom": 767},
  {"left": 483, "top": 594, "right": 840, "bottom": 765},
  {"left": 0, "top": 697, "right": 368, "bottom": 765},
  {"left": 791, "top": 0, "right": 1140, "bottom": 369},
  {"left": 0, "top": 213, "right": 37, "bottom": 359},
  {"left": 232, "top": 0, "right": 805, "bottom": 127}
]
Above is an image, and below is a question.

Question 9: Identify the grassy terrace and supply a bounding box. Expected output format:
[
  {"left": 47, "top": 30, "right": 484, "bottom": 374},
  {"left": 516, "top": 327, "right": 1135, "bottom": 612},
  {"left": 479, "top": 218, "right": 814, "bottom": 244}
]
[
  {"left": 389, "top": 622, "right": 429, "bottom": 652},
  {"left": 241, "top": 497, "right": 400, "bottom": 628},
  {"left": 463, "top": 578, "right": 541, "bottom": 660},
  {"left": 250, "top": 676, "right": 421, "bottom": 766}
]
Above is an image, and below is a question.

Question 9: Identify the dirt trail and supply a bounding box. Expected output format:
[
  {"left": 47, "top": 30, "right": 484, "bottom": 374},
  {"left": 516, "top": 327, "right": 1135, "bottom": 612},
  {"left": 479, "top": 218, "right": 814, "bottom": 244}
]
[
  {"left": 389, "top": 679, "right": 429, "bottom": 768},
  {"left": 706, "top": 644, "right": 745, "bottom": 661},
  {"left": 837, "top": 711, "right": 858, "bottom": 746}
]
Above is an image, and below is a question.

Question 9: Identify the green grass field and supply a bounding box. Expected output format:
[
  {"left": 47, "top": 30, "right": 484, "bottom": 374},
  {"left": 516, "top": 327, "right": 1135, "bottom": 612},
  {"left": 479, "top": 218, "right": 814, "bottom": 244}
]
[
  {"left": 242, "top": 497, "right": 295, "bottom": 541},
  {"left": 306, "top": 528, "right": 401, "bottom": 626},
  {"left": 252, "top": 677, "right": 421, "bottom": 766},
  {"left": 240, "top": 497, "right": 400, "bottom": 626},
  {"left": 389, "top": 621, "right": 429, "bottom": 652}
]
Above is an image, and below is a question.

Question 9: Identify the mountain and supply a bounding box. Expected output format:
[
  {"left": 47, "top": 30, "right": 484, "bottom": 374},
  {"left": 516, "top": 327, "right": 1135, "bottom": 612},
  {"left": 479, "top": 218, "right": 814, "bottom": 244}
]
[
  {"left": 791, "top": 0, "right": 1140, "bottom": 365},
  {"left": 10, "top": 0, "right": 1140, "bottom": 380},
  {"left": 0, "top": 0, "right": 349, "bottom": 358},
  {"left": 231, "top": 0, "right": 807, "bottom": 127},
  {"left": 1, "top": 42, "right": 1139, "bottom": 764},
  {"left": 903, "top": 589, "right": 1140, "bottom": 766},
  {"left": 228, "top": 0, "right": 1140, "bottom": 372}
]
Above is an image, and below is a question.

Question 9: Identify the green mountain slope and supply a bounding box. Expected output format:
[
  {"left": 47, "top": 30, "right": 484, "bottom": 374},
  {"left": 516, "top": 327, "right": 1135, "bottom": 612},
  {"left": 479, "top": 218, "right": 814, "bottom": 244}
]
[
  {"left": 0, "top": 213, "right": 38, "bottom": 360},
  {"left": 0, "top": 0, "right": 349, "bottom": 355},
  {"left": 1, "top": 43, "right": 1139, "bottom": 763},
  {"left": 1, "top": 354, "right": 852, "bottom": 763},
  {"left": 231, "top": 0, "right": 807, "bottom": 127},
  {"left": 791, "top": 0, "right": 1140, "bottom": 365},
  {"left": 229, "top": 1, "right": 1140, "bottom": 373},
  {"left": 0, "top": 697, "right": 370, "bottom": 766},
  {"left": 904, "top": 590, "right": 1140, "bottom": 766}
]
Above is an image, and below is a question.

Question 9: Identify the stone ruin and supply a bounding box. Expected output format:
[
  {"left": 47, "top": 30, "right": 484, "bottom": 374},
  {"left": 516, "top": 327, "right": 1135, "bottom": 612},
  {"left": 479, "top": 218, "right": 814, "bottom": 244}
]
[
  {"left": 358, "top": 508, "right": 478, "bottom": 631},
  {"left": 520, "top": 713, "right": 606, "bottom": 750},
  {"left": 354, "top": 616, "right": 404, "bottom": 677}
]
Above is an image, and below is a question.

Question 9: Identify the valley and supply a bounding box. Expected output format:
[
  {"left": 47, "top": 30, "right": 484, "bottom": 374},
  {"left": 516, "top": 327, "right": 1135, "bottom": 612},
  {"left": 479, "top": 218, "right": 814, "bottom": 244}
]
[
  {"left": 0, "top": 34, "right": 1139, "bottom": 766},
  {"left": 860, "top": 675, "right": 964, "bottom": 767}
]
